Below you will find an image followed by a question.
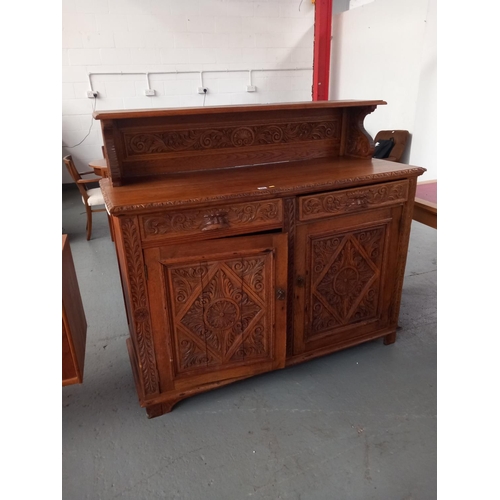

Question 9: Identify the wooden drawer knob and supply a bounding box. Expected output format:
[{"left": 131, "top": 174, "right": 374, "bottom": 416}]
[{"left": 201, "top": 211, "right": 230, "bottom": 231}]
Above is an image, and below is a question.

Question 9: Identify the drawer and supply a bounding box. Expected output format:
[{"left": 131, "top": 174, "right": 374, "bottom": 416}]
[
  {"left": 140, "top": 199, "right": 283, "bottom": 243},
  {"left": 298, "top": 180, "right": 409, "bottom": 222}
]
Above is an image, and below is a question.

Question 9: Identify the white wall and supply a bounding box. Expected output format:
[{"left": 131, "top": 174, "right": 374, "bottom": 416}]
[
  {"left": 330, "top": 0, "right": 437, "bottom": 180},
  {"left": 62, "top": 0, "right": 315, "bottom": 183}
]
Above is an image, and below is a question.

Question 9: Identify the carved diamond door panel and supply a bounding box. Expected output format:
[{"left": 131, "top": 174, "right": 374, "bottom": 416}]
[
  {"left": 294, "top": 206, "right": 403, "bottom": 355},
  {"left": 145, "top": 233, "right": 287, "bottom": 391}
]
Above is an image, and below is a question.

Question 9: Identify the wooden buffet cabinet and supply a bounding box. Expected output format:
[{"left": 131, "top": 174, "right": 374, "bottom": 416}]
[{"left": 94, "top": 100, "right": 425, "bottom": 418}]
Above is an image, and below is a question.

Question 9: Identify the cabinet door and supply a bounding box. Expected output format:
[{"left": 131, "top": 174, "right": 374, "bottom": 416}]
[
  {"left": 294, "top": 206, "right": 403, "bottom": 355},
  {"left": 145, "top": 233, "right": 287, "bottom": 392}
]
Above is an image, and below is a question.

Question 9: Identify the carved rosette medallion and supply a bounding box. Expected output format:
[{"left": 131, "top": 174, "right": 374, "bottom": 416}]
[
  {"left": 167, "top": 255, "right": 271, "bottom": 374},
  {"left": 204, "top": 299, "right": 239, "bottom": 330},
  {"left": 309, "top": 227, "right": 385, "bottom": 337},
  {"left": 125, "top": 120, "right": 339, "bottom": 156},
  {"left": 231, "top": 127, "right": 255, "bottom": 147},
  {"left": 334, "top": 267, "right": 359, "bottom": 295}
]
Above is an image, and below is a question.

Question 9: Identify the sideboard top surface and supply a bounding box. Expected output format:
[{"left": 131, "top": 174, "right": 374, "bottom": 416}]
[
  {"left": 100, "top": 156, "right": 425, "bottom": 214},
  {"left": 93, "top": 100, "right": 387, "bottom": 121}
]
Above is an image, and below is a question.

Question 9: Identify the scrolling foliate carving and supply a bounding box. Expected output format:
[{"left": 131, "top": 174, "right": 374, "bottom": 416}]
[
  {"left": 170, "top": 266, "right": 208, "bottom": 309},
  {"left": 179, "top": 337, "right": 216, "bottom": 371},
  {"left": 125, "top": 120, "right": 339, "bottom": 156},
  {"left": 308, "top": 227, "right": 385, "bottom": 337},
  {"left": 144, "top": 212, "right": 200, "bottom": 235},
  {"left": 231, "top": 202, "right": 280, "bottom": 224},
  {"left": 120, "top": 217, "right": 159, "bottom": 395},
  {"left": 301, "top": 181, "right": 408, "bottom": 219},
  {"left": 311, "top": 295, "right": 340, "bottom": 333},
  {"left": 345, "top": 106, "right": 377, "bottom": 158},
  {"left": 226, "top": 258, "right": 265, "bottom": 295},
  {"left": 231, "top": 320, "right": 267, "bottom": 361}
]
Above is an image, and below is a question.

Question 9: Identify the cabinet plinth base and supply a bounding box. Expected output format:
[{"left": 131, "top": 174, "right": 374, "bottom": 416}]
[
  {"left": 146, "top": 402, "right": 176, "bottom": 418},
  {"left": 286, "top": 327, "right": 398, "bottom": 368}
]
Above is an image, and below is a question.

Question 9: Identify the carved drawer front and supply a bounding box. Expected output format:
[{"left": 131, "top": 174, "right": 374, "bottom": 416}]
[
  {"left": 140, "top": 199, "right": 283, "bottom": 243},
  {"left": 298, "top": 180, "right": 408, "bottom": 222}
]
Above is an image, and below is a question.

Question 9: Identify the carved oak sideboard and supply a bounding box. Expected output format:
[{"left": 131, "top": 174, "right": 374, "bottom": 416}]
[{"left": 95, "top": 100, "right": 425, "bottom": 418}]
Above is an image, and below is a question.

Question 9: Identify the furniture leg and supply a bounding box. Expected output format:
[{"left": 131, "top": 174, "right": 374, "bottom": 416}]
[
  {"left": 146, "top": 401, "right": 177, "bottom": 419},
  {"left": 384, "top": 331, "right": 397, "bottom": 345},
  {"left": 86, "top": 206, "right": 92, "bottom": 240}
]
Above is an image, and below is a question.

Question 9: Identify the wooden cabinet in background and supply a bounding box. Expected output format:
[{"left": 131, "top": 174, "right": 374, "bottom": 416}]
[
  {"left": 62, "top": 235, "right": 87, "bottom": 386},
  {"left": 95, "top": 100, "right": 425, "bottom": 417}
]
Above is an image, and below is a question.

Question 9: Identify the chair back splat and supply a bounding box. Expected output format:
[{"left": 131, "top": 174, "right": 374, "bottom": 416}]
[
  {"left": 64, "top": 155, "right": 91, "bottom": 203},
  {"left": 373, "top": 130, "right": 409, "bottom": 162},
  {"left": 63, "top": 155, "right": 112, "bottom": 241}
]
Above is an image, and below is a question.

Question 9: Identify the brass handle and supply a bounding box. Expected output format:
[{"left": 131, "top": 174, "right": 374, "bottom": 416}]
[
  {"left": 276, "top": 288, "right": 286, "bottom": 300},
  {"left": 201, "top": 211, "right": 230, "bottom": 231}
]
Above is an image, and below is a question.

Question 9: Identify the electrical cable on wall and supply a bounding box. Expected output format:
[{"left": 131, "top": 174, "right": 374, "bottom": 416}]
[
  {"left": 65, "top": 96, "right": 97, "bottom": 149},
  {"left": 65, "top": 67, "right": 311, "bottom": 152}
]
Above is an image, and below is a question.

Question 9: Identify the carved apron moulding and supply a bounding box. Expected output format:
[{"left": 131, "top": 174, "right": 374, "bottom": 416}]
[{"left": 110, "top": 170, "right": 423, "bottom": 215}]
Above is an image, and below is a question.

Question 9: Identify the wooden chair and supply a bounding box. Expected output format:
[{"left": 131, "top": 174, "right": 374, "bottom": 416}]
[
  {"left": 373, "top": 130, "right": 409, "bottom": 162},
  {"left": 63, "top": 155, "right": 113, "bottom": 241}
]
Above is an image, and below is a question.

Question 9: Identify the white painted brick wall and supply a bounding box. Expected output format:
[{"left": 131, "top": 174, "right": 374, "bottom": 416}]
[{"left": 62, "top": 0, "right": 315, "bottom": 182}]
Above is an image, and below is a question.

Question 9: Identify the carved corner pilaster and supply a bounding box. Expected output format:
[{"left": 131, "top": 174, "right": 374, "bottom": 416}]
[
  {"left": 345, "top": 105, "right": 377, "bottom": 158},
  {"left": 284, "top": 197, "right": 296, "bottom": 357},
  {"left": 120, "top": 216, "right": 160, "bottom": 397}
]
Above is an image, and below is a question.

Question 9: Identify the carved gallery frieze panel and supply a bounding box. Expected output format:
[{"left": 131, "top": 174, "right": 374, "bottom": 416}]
[{"left": 124, "top": 120, "right": 341, "bottom": 156}]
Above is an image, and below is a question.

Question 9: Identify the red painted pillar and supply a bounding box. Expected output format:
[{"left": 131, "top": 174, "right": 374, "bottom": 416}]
[{"left": 312, "top": 0, "right": 333, "bottom": 101}]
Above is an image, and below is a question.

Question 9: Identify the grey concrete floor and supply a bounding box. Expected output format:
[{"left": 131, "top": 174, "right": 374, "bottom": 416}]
[{"left": 62, "top": 186, "right": 437, "bottom": 500}]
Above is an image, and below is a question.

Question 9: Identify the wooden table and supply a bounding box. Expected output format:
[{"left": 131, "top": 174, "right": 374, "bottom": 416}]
[
  {"left": 89, "top": 158, "right": 109, "bottom": 178},
  {"left": 413, "top": 180, "right": 437, "bottom": 228}
]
